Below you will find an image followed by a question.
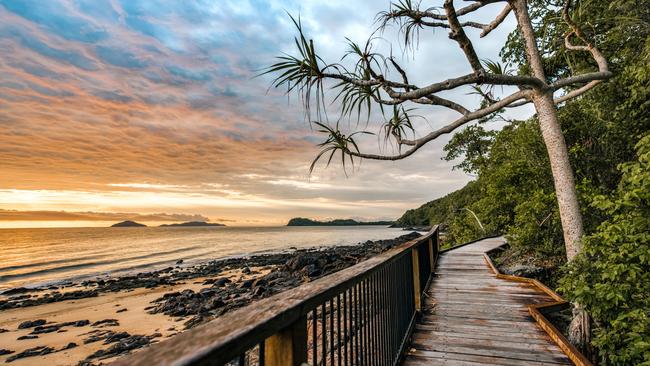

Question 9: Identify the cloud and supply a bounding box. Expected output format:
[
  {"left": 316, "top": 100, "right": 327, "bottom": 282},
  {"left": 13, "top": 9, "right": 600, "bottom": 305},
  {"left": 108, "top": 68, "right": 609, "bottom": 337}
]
[
  {"left": 0, "top": 0, "right": 108, "bottom": 42},
  {"left": 0, "top": 209, "right": 210, "bottom": 222},
  {"left": 0, "top": 27, "right": 99, "bottom": 71},
  {"left": 95, "top": 45, "right": 150, "bottom": 69},
  {"left": 0, "top": 0, "right": 531, "bottom": 225}
]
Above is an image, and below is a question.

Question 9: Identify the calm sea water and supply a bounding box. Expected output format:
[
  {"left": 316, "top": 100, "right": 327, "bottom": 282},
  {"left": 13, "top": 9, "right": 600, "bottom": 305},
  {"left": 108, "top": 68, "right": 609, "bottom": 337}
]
[{"left": 0, "top": 226, "right": 404, "bottom": 291}]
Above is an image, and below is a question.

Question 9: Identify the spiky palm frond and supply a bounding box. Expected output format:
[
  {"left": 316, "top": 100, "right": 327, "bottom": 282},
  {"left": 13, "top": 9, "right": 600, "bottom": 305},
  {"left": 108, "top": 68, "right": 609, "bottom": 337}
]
[
  {"left": 261, "top": 14, "right": 340, "bottom": 120},
  {"left": 309, "top": 121, "right": 373, "bottom": 176},
  {"left": 333, "top": 38, "right": 387, "bottom": 122},
  {"left": 471, "top": 59, "right": 513, "bottom": 102},
  {"left": 376, "top": 0, "right": 439, "bottom": 50},
  {"left": 381, "top": 106, "right": 417, "bottom": 150},
  {"left": 482, "top": 58, "right": 512, "bottom": 76}
]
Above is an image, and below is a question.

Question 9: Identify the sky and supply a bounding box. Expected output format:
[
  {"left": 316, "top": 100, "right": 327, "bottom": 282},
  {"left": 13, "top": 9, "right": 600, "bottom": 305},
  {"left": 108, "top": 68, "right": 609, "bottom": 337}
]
[{"left": 0, "top": 0, "right": 533, "bottom": 227}]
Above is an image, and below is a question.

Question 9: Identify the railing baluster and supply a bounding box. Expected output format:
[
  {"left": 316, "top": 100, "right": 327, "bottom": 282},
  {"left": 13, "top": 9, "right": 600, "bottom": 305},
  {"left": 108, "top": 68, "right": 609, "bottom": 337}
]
[
  {"left": 322, "top": 303, "right": 327, "bottom": 366},
  {"left": 354, "top": 283, "right": 360, "bottom": 366},
  {"left": 330, "top": 298, "right": 334, "bottom": 366},
  {"left": 337, "top": 294, "right": 342, "bottom": 366},
  {"left": 312, "top": 309, "right": 317, "bottom": 366}
]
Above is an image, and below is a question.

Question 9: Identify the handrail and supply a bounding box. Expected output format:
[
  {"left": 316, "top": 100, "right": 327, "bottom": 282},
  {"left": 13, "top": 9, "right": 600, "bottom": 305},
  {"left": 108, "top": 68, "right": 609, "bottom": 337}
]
[{"left": 112, "top": 226, "right": 440, "bottom": 366}]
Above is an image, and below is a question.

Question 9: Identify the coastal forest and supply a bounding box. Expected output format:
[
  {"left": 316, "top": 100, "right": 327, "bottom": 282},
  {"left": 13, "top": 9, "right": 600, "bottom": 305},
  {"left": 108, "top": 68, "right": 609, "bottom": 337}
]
[{"left": 395, "top": 1, "right": 650, "bottom": 364}]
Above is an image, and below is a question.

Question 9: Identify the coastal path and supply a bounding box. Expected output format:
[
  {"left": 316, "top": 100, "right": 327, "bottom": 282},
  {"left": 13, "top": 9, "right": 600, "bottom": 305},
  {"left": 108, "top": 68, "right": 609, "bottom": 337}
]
[{"left": 112, "top": 230, "right": 590, "bottom": 366}]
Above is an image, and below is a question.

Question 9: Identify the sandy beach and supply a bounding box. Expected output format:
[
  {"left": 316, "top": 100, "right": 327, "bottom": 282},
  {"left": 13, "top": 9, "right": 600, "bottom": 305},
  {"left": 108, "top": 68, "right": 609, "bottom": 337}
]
[
  {"left": 0, "top": 267, "right": 263, "bottom": 366},
  {"left": 0, "top": 233, "right": 419, "bottom": 365}
]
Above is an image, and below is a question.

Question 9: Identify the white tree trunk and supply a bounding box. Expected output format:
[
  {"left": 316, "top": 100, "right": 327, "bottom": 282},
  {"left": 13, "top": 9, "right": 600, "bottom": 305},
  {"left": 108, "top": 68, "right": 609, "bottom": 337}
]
[
  {"left": 533, "top": 92, "right": 584, "bottom": 259},
  {"left": 512, "top": 0, "right": 584, "bottom": 260},
  {"left": 512, "top": 0, "right": 589, "bottom": 353}
]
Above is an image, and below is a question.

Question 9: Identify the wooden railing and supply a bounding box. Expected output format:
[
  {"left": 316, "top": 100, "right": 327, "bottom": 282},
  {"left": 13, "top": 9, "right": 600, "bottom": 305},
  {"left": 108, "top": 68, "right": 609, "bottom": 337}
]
[{"left": 111, "top": 226, "right": 440, "bottom": 366}]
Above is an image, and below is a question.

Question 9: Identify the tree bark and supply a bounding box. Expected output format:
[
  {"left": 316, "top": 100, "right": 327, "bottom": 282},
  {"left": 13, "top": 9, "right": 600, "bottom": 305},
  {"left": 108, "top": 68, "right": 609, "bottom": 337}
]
[
  {"left": 512, "top": 0, "right": 590, "bottom": 352},
  {"left": 532, "top": 92, "right": 584, "bottom": 259}
]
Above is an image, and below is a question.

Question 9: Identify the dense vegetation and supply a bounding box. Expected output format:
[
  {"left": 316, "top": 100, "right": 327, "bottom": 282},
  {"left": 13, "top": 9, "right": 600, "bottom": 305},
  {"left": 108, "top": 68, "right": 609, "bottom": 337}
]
[
  {"left": 287, "top": 218, "right": 394, "bottom": 226},
  {"left": 397, "top": 1, "right": 649, "bottom": 364}
]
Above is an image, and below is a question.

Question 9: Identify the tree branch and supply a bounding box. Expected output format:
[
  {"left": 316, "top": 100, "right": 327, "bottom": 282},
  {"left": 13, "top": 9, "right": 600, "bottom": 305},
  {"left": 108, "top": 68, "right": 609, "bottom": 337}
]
[
  {"left": 444, "top": 0, "right": 483, "bottom": 72},
  {"left": 480, "top": 4, "right": 511, "bottom": 37},
  {"left": 348, "top": 89, "right": 531, "bottom": 159}
]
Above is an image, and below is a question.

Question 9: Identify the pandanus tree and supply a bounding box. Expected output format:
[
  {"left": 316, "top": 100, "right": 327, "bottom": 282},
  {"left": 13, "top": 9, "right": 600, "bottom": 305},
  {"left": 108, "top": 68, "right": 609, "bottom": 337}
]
[{"left": 266, "top": 0, "right": 611, "bottom": 349}]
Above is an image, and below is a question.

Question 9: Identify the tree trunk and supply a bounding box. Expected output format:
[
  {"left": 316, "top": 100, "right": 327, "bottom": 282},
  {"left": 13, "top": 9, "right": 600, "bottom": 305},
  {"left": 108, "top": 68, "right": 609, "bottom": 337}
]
[
  {"left": 512, "top": 0, "right": 590, "bottom": 352},
  {"left": 532, "top": 93, "right": 584, "bottom": 259}
]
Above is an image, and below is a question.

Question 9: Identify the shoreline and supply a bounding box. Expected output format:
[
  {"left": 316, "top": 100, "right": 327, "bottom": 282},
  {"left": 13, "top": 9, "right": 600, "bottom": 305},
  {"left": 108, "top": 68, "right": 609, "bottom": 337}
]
[{"left": 0, "top": 232, "right": 420, "bottom": 365}]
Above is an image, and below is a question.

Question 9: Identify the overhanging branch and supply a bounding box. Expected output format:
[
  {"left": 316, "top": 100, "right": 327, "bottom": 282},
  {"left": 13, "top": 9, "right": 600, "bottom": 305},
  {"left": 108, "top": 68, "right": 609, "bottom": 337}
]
[{"left": 348, "top": 90, "right": 531, "bottom": 160}]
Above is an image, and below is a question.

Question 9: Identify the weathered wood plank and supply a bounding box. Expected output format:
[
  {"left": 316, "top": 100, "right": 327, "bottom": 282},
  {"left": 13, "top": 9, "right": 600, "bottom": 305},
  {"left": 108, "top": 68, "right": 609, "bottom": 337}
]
[
  {"left": 405, "top": 351, "right": 567, "bottom": 366},
  {"left": 403, "top": 237, "right": 573, "bottom": 366}
]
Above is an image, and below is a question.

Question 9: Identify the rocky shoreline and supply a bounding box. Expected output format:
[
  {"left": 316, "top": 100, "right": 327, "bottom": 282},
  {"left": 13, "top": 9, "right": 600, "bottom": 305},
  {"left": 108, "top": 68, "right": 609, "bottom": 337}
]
[{"left": 0, "top": 232, "right": 420, "bottom": 365}]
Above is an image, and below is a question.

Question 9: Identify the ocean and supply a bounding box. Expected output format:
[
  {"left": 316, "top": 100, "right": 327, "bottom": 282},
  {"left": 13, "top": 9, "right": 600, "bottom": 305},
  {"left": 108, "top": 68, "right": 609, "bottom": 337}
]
[{"left": 0, "top": 226, "right": 404, "bottom": 291}]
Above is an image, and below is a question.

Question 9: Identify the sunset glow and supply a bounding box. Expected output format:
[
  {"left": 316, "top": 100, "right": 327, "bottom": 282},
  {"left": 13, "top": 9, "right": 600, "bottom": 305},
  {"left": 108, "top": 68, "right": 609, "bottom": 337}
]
[{"left": 0, "top": 0, "right": 521, "bottom": 227}]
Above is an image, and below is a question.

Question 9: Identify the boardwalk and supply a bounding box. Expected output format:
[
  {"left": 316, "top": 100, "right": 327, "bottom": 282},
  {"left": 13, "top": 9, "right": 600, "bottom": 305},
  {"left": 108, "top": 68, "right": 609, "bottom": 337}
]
[{"left": 404, "top": 237, "right": 573, "bottom": 366}]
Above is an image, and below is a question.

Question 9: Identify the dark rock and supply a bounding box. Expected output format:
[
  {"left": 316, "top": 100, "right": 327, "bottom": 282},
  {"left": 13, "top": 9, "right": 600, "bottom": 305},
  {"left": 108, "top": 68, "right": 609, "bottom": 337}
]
[
  {"left": 60, "top": 342, "right": 78, "bottom": 350},
  {"left": 0, "top": 349, "right": 14, "bottom": 356},
  {"left": 6, "top": 346, "right": 53, "bottom": 362},
  {"left": 207, "top": 298, "right": 226, "bottom": 309},
  {"left": 75, "top": 320, "right": 90, "bottom": 327},
  {"left": 301, "top": 264, "right": 322, "bottom": 278},
  {"left": 84, "top": 334, "right": 153, "bottom": 361},
  {"left": 104, "top": 331, "right": 130, "bottom": 344},
  {"left": 176, "top": 259, "right": 184, "bottom": 265},
  {"left": 0, "top": 287, "right": 30, "bottom": 296},
  {"left": 0, "top": 328, "right": 9, "bottom": 333},
  {"left": 241, "top": 266, "right": 251, "bottom": 274},
  {"left": 17, "top": 319, "right": 46, "bottom": 329},
  {"left": 116, "top": 308, "right": 127, "bottom": 313},
  {"left": 252, "top": 278, "right": 267, "bottom": 288},
  {"left": 183, "top": 315, "right": 206, "bottom": 329},
  {"left": 91, "top": 319, "right": 119, "bottom": 327},
  {"left": 199, "top": 288, "right": 216, "bottom": 297},
  {"left": 17, "top": 335, "right": 38, "bottom": 340},
  {"left": 238, "top": 280, "right": 253, "bottom": 289},
  {"left": 213, "top": 278, "right": 231, "bottom": 287},
  {"left": 31, "top": 325, "right": 61, "bottom": 334}
]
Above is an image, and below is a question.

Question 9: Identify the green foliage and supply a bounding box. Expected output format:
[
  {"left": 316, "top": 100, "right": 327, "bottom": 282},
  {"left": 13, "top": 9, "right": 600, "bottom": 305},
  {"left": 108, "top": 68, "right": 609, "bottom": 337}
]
[
  {"left": 559, "top": 134, "right": 650, "bottom": 366},
  {"left": 399, "top": 2, "right": 649, "bottom": 360},
  {"left": 443, "top": 125, "right": 496, "bottom": 174},
  {"left": 395, "top": 180, "right": 495, "bottom": 246}
]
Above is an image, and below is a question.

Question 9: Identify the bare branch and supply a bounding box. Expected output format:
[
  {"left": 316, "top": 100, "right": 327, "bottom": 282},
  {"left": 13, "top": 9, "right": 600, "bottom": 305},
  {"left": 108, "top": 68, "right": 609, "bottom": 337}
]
[
  {"left": 553, "top": 80, "right": 602, "bottom": 104},
  {"left": 416, "top": 94, "right": 470, "bottom": 114},
  {"left": 561, "top": 0, "right": 610, "bottom": 74},
  {"left": 444, "top": 0, "right": 483, "bottom": 72},
  {"left": 480, "top": 4, "right": 511, "bottom": 37},
  {"left": 348, "top": 89, "right": 531, "bottom": 159},
  {"left": 388, "top": 57, "right": 411, "bottom": 91}
]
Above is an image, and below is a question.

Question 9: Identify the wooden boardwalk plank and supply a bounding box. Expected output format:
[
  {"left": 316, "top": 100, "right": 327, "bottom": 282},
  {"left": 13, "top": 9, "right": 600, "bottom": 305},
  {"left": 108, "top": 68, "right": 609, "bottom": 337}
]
[{"left": 402, "top": 237, "right": 573, "bottom": 365}]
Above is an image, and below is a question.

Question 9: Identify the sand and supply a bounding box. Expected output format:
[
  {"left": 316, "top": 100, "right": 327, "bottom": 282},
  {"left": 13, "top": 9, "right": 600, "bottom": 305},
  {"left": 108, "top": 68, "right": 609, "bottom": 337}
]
[{"left": 0, "top": 268, "right": 264, "bottom": 365}]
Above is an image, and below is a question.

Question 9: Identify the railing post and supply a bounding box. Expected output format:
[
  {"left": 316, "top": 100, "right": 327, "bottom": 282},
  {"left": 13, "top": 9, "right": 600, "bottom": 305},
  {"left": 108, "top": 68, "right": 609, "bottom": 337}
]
[
  {"left": 411, "top": 247, "right": 421, "bottom": 312},
  {"left": 264, "top": 315, "right": 307, "bottom": 366}
]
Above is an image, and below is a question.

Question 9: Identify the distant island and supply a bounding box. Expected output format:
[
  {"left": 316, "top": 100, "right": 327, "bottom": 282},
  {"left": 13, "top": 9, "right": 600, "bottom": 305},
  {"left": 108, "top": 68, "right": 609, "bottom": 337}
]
[
  {"left": 287, "top": 217, "right": 394, "bottom": 226},
  {"left": 159, "top": 221, "right": 225, "bottom": 227},
  {"left": 111, "top": 220, "right": 147, "bottom": 227}
]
